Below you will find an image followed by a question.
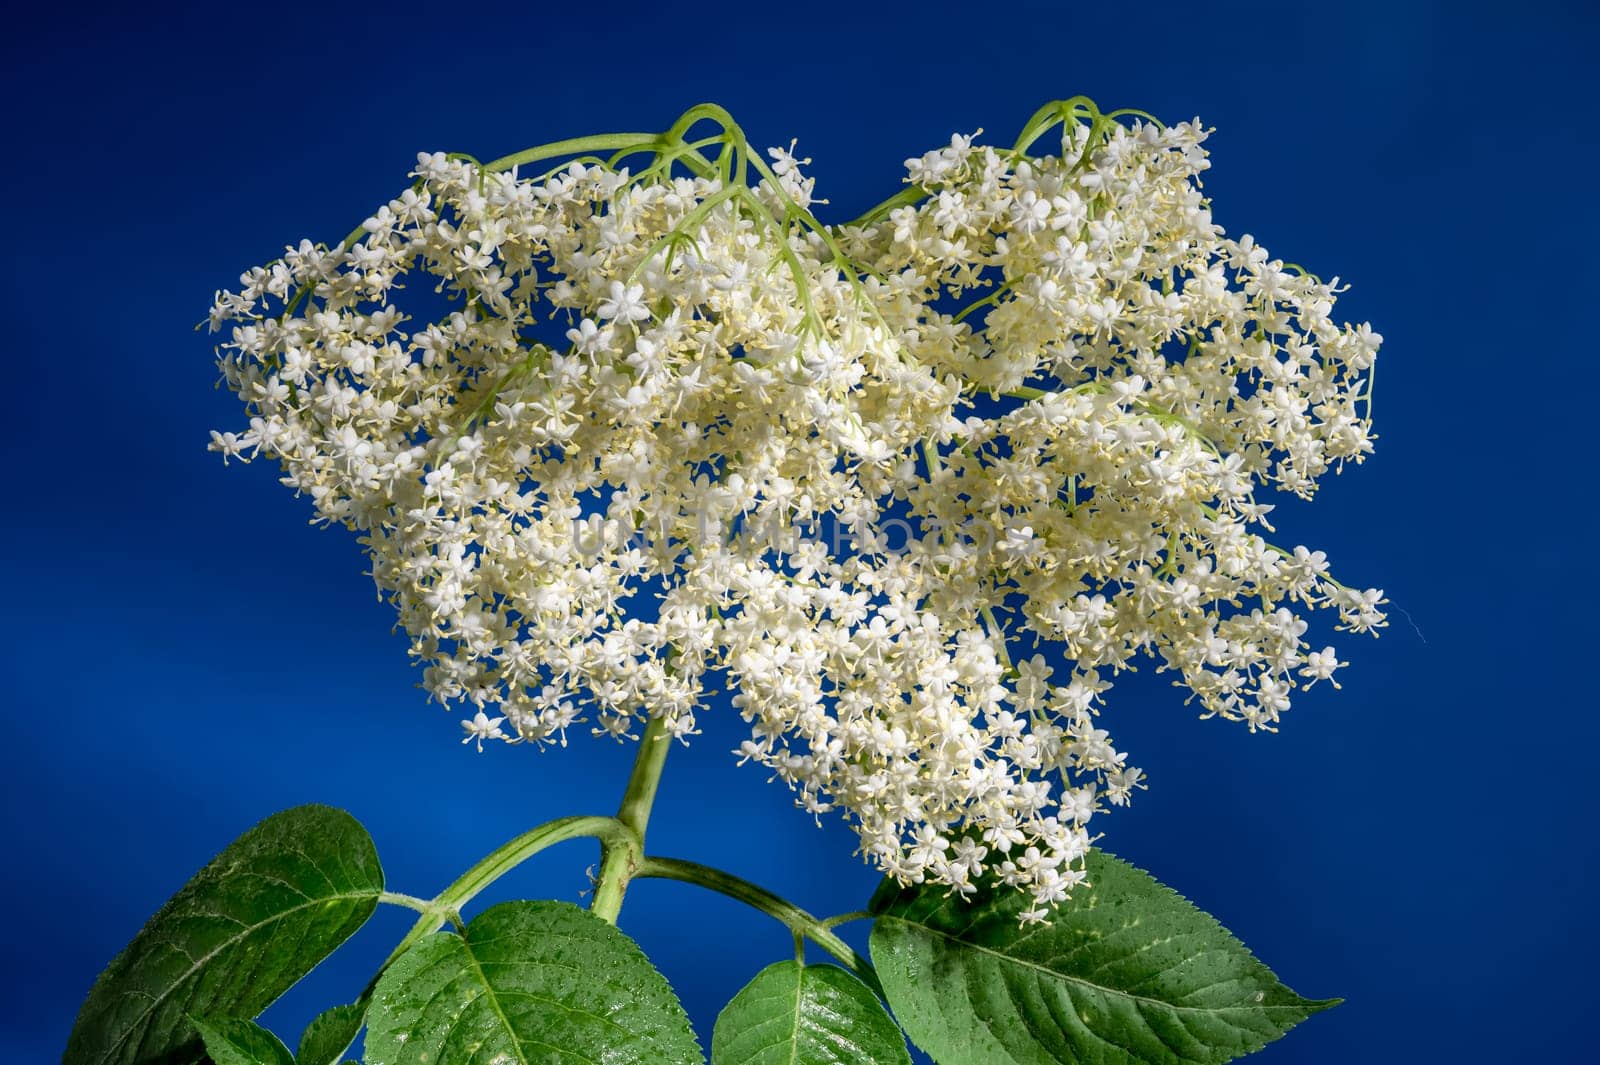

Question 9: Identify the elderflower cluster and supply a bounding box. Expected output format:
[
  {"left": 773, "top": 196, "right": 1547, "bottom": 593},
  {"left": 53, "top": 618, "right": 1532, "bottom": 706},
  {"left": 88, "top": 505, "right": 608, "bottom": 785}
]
[{"left": 209, "top": 103, "right": 1384, "bottom": 920}]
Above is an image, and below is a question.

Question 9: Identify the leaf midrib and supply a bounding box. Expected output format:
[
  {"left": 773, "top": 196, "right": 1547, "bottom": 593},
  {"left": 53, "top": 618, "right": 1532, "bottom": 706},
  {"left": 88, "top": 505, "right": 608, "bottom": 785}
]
[
  {"left": 876, "top": 913, "right": 1305, "bottom": 1019},
  {"left": 458, "top": 934, "right": 538, "bottom": 1065},
  {"left": 97, "top": 888, "right": 378, "bottom": 1065},
  {"left": 432, "top": 932, "right": 687, "bottom": 1065},
  {"left": 787, "top": 967, "right": 803, "bottom": 1065}
]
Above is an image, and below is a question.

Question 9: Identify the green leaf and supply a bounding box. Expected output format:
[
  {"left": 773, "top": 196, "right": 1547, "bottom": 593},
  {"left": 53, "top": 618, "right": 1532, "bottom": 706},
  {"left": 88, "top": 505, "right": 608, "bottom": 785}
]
[
  {"left": 365, "top": 899, "right": 702, "bottom": 1065},
  {"left": 295, "top": 1003, "right": 365, "bottom": 1065},
  {"left": 190, "top": 1017, "right": 295, "bottom": 1065},
  {"left": 869, "top": 850, "right": 1337, "bottom": 1065},
  {"left": 65, "top": 804, "right": 385, "bottom": 1065},
  {"left": 711, "top": 961, "right": 910, "bottom": 1065}
]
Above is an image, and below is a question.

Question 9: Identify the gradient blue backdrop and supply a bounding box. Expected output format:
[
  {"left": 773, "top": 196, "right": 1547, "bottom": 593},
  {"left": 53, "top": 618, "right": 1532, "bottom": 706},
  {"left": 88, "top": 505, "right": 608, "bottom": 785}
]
[{"left": 4, "top": 2, "right": 1595, "bottom": 1061}]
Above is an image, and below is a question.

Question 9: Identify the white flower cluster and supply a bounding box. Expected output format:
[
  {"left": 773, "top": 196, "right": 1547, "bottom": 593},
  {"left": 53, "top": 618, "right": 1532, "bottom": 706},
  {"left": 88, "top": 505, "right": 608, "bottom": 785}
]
[{"left": 210, "top": 102, "right": 1384, "bottom": 919}]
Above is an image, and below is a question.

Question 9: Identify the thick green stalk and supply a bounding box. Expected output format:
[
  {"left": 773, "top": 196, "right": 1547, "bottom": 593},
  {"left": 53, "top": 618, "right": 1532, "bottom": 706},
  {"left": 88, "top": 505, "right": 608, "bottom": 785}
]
[
  {"left": 376, "top": 814, "right": 636, "bottom": 976},
  {"left": 635, "top": 855, "right": 883, "bottom": 997},
  {"left": 590, "top": 714, "right": 674, "bottom": 922}
]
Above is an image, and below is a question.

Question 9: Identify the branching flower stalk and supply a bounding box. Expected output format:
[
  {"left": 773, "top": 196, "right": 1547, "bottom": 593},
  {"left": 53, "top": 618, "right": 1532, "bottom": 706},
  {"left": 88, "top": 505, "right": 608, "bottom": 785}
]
[
  {"left": 210, "top": 99, "right": 1385, "bottom": 925},
  {"left": 590, "top": 713, "right": 672, "bottom": 922}
]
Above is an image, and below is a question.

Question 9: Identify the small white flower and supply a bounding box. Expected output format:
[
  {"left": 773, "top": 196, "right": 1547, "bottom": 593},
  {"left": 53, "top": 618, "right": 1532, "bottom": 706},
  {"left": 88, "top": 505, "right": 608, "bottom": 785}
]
[
  {"left": 461, "top": 711, "right": 507, "bottom": 752},
  {"left": 597, "top": 281, "right": 649, "bottom": 323}
]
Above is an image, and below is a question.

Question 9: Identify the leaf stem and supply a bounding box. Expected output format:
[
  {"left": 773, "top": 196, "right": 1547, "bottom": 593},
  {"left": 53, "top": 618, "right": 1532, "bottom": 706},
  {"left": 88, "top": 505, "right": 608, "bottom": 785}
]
[
  {"left": 590, "top": 714, "right": 674, "bottom": 923},
  {"left": 634, "top": 855, "right": 882, "bottom": 997},
  {"left": 821, "top": 910, "right": 873, "bottom": 929},
  {"left": 377, "top": 891, "right": 433, "bottom": 913}
]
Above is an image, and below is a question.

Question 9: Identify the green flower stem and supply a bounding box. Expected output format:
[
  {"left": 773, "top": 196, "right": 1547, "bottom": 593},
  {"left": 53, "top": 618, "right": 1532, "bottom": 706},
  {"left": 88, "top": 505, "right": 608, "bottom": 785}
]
[
  {"left": 482, "top": 132, "right": 669, "bottom": 175},
  {"left": 377, "top": 814, "right": 637, "bottom": 975},
  {"left": 590, "top": 714, "right": 674, "bottom": 923},
  {"left": 837, "top": 184, "right": 928, "bottom": 230},
  {"left": 634, "top": 855, "right": 883, "bottom": 998}
]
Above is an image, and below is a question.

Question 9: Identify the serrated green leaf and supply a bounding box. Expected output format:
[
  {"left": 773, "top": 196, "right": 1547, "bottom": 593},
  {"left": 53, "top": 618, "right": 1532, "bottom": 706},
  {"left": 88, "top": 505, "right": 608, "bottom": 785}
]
[
  {"left": 296, "top": 1002, "right": 365, "bottom": 1065},
  {"left": 365, "top": 899, "right": 702, "bottom": 1065},
  {"left": 869, "top": 850, "right": 1337, "bottom": 1065},
  {"left": 64, "top": 805, "right": 384, "bottom": 1065},
  {"left": 711, "top": 961, "right": 909, "bottom": 1065},
  {"left": 190, "top": 1017, "right": 295, "bottom": 1065}
]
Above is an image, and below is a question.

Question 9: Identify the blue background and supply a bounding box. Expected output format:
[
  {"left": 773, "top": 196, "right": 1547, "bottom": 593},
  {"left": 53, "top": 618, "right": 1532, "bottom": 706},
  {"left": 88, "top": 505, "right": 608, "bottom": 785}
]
[{"left": 3, "top": 2, "right": 1595, "bottom": 1061}]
